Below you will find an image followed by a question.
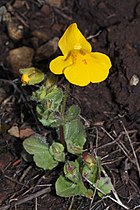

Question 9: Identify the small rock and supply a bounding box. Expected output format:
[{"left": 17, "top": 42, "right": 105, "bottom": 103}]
[
  {"left": 32, "top": 30, "right": 50, "bottom": 42},
  {"left": 19, "top": 126, "right": 35, "bottom": 138},
  {"left": 7, "top": 46, "right": 34, "bottom": 74},
  {"left": 129, "top": 74, "right": 139, "bottom": 86},
  {"left": 7, "top": 20, "right": 24, "bottom": 41},
  {"left": 8, "top": 124, "right": 19, "bottom": 138},
  {"left": 35, "top": 37, "right": 59, "bottom": 61},
  {"left": 51, "top": 23, "right": 64, "bottom": 34},
  {"left": 41, "top": 4, "right": 50, "bottom": 16},
  {"left": 30, "top": 37, "right": 39, "bottom": 49}
]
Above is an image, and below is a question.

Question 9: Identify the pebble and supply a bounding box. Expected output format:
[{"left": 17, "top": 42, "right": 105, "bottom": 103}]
[
  {"left": 35, "top": 37, "right": 59, "bottom": 61},
  {"left": 7, "top": 20, "right": 24, "bottom": 41},
  {"left": 129, "top": 74, "right": 139, "bottom": 86},
  {"left": 7, "top": 46, "right": 34, "bottom": 74},
  {"left": 31, "top": 30, "right": 50, "bottom": 42}
]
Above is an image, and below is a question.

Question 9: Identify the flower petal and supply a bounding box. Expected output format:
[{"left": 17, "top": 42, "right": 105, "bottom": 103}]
[
  {"left": 89, "top": 52, "right": 112, "bottom": 83},
  {"left": 59, "top": 23, "right": 92, "bottom": 57},
  {"left": 64, "top": 63, "right": 90, "bottom": 86},
  {"left": 49, "top": 56, "right": 73, "bottom": 75},
  {"left": 91, "top": 52, "right": 112, "bottom": 69}
]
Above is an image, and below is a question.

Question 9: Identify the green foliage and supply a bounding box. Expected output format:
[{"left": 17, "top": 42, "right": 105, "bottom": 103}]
[
  {"left": 55, "top": 157, "right": 112, "bottom": 198},
  {"left": 97, "top": 177, "right": 113, "bottom": 198},
  {"left": 82, "top": 163, "right": 99, "bottom": 184},
  {"left": 36, "top": 104, "right": 62, "bottom": 127},
  {"left": 64, "top": 119, "right": 86, "bottom": 155},
  {"left": 55, "top": 175, "right": 90, "bottom": 197},
  {"left": 21, "top": 76, "right": 113, "bottom": 201},
  {"left": 50, "top": 142, "right": 65, "bottom": 162},
  {"left": 64, "top": 160, "right": 81, "bottom": 183},
  {"left": 23, "top": 135, "right": 61, "bottom": 170},
  {"left": 82, "top": 155, "right": 101, "bottom": 184},
  {"left": 64, "top": 105, "right": 80, "bottom": 122},
  {"left": 33, "top": 85, "right": 63, "bottom": 127},
  {"left": 32, "top": 85, "right": 48, "bottom": 102}
]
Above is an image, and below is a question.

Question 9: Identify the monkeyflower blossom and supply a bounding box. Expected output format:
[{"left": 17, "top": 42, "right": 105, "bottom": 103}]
[{"left": 49, "top": 23, "right": 111, "bottom": 86}]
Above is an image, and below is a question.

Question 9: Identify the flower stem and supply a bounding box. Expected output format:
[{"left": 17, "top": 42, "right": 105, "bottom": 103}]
[
  {"left": 61, "top": 82, "right": 70, "bottom": 118},
  {"left": 59, "top": 82, "right": 70, "bottom": 147}
]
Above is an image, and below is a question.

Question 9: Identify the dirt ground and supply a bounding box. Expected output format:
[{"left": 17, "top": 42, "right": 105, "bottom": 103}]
[{"left": 0, "top": 0, "right": 140, "bottom": 210}]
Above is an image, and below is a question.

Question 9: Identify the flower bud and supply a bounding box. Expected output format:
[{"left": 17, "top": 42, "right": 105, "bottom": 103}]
[
  {"left": 19, "top": 67, "right": 44, "bottom": 85},
  {"left": 82, "top": 152, "right": 95, "bottom": 167}
]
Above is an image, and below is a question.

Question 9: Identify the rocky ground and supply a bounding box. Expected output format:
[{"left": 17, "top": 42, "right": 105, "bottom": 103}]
[{"left": 0, "top": 0, "right": 140, "bottom": 209}]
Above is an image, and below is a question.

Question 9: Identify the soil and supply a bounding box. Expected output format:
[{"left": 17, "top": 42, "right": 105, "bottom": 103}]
[{"left": 0, "top": 0, "right": 140, "bottom": 210}]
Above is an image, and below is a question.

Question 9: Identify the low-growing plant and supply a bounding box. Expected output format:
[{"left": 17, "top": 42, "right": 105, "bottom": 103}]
[{"left": 20, "top": 23, "right": 113, "bottom": 199}]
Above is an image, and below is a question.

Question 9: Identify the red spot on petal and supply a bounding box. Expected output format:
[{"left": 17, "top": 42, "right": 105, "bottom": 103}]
[{"left": 82, "top": 59, "right": 87, "bottom": 64}]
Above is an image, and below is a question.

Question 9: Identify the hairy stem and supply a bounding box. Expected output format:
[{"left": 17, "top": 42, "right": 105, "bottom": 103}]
[{"left": 59, "top": 82, "right": 70, "bottom": 147}]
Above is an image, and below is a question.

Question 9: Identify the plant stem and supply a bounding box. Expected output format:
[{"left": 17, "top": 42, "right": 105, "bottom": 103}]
[
  {"left": 61, "top": 82, "right": 70, "bottom": 118},
  {"left": 59, "top": 82, "right": 70, "bottom": 147},
  {"left": 59, "top": 125, "right": 66, "bottom": 148}
]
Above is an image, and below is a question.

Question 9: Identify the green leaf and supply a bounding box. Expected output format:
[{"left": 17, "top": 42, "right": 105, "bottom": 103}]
[
  {"left": 64, "top": 119, "right": 86, "bottom": 155},
  {"left": 82, "top": 163, "right": 99, "bottom": 184},
  {"left": 64, "top": 160, "right": 81, "bottom": 183},
  {"left": 55, "top": 175, "right": 88, "bottom": 197},
  {"left": 23, "top": 135, "right": 58, "bottom": 170},
  {"left": 50, "top": 142, "right": 65, "bottom": 162},
  {"left": 36, "top": 105, "right": 62, "bottom": 127},
  {"left": 45, "top": 86, "right": 63, "bottom": 111},
  {"left": 32, "top": 85, "right": 48, "bottom": 102},
  {"left": 97, "top": 177, "right": 113, "bottom": 198},
  {"left": 65, "top": 105, "right": 80, "bottom": 122},
  {"left": 66, "top": 141, "right": 85, "bottom": 155},
  {"left": 35, "top": 86, "right": 64, "bottom": 128}
]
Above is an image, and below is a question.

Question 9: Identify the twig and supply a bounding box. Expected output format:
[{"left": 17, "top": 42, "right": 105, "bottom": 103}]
[
  {"left": 102, "top": 156, "right": 124, "bottom": 165},
  {"left": 68, "top": 196, "right": 74, "bottom": 210},
  {"left": 35, "top": 197, "right": 38, "bottom": 210},
  {"left": 0, "top": 78, "right": 41, "bottom": 132},
  {"left": 15, "top": 187, "right": 51, "bottom": 206},
  {"left": 100, "top": 127, "right": 138, "bottom": 166},
  {"left": 84, "top": 176, "right": 129, "bottom": 210},
  {"left": 89, "top": 181, "right": 98, "bottom": 210},
  {"left": 53, "top": 7, "right": 72, "bottom": 20},
  {"left": 19, "top": 165, "right": 32, "bottom": 182},
  {"left": 120, "top": 121, "right": 140, "bottom": 177},
  {"left": 86, "top": 30, "right": 103, "bottom": 40},
  {"left": 94, "top": 127, "right": 99, "bottom": 149},
  {"left": 89, "top": 197, "right": 106, "bottom": 210},
  {"left": 134, "top": 204, "right": 140, "bottom": 209},
  {"left": 4, "top": 175, "right": 29, "bottom": 188},
  {"left": 96, "top": 129, "right": 137, "bottom": 151},
  {"left": 101, "top": 168, "right": 129, "bottom": 209},
  {"left": 0, "top": 187, "right": 51, "bottom": 210}
]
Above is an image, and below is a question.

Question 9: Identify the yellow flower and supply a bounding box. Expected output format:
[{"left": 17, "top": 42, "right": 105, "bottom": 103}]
[
  {"left": 49, "top": 23, "right": 112, "bottom": 86},
  {"left": 21, "top": 74, "right": 30, "bottom": 84}
]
